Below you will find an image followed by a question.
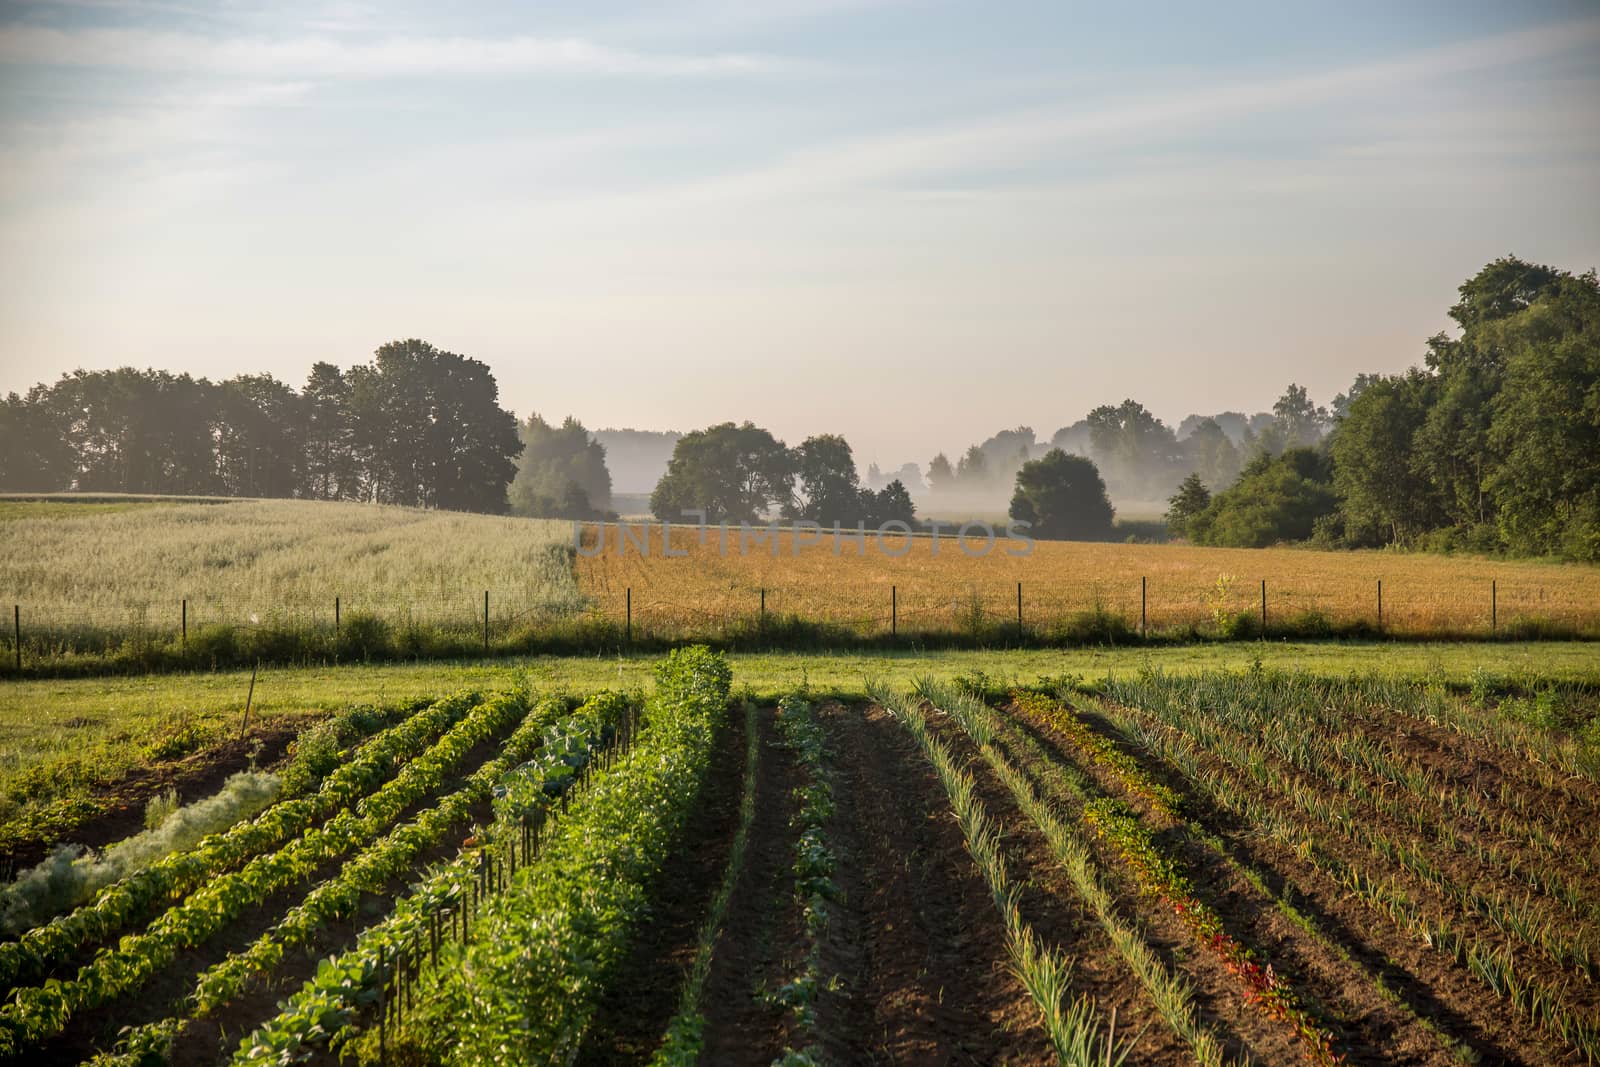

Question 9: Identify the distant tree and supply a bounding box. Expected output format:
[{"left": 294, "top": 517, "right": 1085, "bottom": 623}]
[
  {"left": 50, "top": 368, "right": 220, "bottom": 494},
  {"left": 301, "top": 362, "right": 359, "bottom": 500},
  {"left": 955, "top": 444, "right": 989, "bottom": 486},
  {"left": 1085, "top": 399, "right": 1181, "bottom": 499},
  {"left": 1189, "top": 448, "right": 1337, "bottom": 548},
  {"left": 1182, "top": 418, "right": 1241, "bottom": 488},
  {"left": 791, "top": 433, "right": 862, "bottom": 522},
  {"left": 888, "top": 462, "right": 926, "bottom": 496},
  {"left": 214, "top": 374, "right": 304, "bottom": 498},
  {"left": 970, "top": 426, "right": 1035, "bottom": 488},
  {"left": 879, "top": 479, "right": 917, "bottom": 524},
  {"left": 1165, "top": 473, "right": 1211, "bottom": 540},
  {"left": 1008, "top": 449, "right": 1115, "bottom": 541},
  {"left": 0, "top": 385, "right": 74, "bottom": 491},
  {"left": 926, "top": 452, "right": 955, "bottom": 493},
  {"left": 1329, "top": 371, "right": 1440, "bottom": 545},
  {"left": 508, "top": 413, "right": 612, "bottom": 519},
  {"left": 347, "top": 339, "right": 522, "bottom": 512},
  {"left": 650, "top": 421, "right": 795, "bottom": 523},
  {"left": 1330, "top": 373, "right": 1382, "bottom": 421},
  {"left": 1049, "top": 419, "right": 1094, "bottom": 455},
  {"left": 1257, "top": 383, "right": 1329, "bottom": 455}
]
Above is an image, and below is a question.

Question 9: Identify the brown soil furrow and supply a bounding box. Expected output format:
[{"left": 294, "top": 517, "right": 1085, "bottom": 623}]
[
  {"left": 695, "top": 708, "right": 805, "bottom": 1065},
  {"left": 999, "top": 700, "right": 1459, "bottom": 1066},
  {"left": 812, "top": 703, "right": 1052, "bottom": 1065},
  {"left": 1105, "top": 697, "right": 1586, "bottom": 1066},
  {"left": 918, "top": 706, "right": 1222, "bottom": 1065}
]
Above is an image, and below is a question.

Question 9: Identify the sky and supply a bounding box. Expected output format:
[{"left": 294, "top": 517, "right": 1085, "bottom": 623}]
[{"left": 1, "top": 0, "right": 1597, "bottom": 470}]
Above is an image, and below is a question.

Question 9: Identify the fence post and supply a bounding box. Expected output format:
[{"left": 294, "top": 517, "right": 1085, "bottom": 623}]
[
  {"left": 1140, "top": 577, "right": 1147, "bottom": 637},
  {"left": 181, "top": 599, "right": 187, "bottom": 652},
  {"left": 12, "top": 605, "right": 18, "bottom": 673},
  {"left": 760, "top": 587, "right": 766, "bottom": 628},
  {"left": 241, "top": 663, "right": 258, "bottom": 740},
  {"left": 891, "top": 585, "right": 897, "bottom": 637},
  {"left": 1376, "top": 579, "right": 1382, "bottom": 630},
  {"left": 1016, "top": 581, "right": 1023, "bottom": 641},
  {"left": 335, "top": 595, "right": 341, "bottom": 637},
  {"left": 1260, "top": 580, "right": 1267, "bottom": 633},
  {"left": 1491, "top": 580, "right": 1497, "bottom": 633},
  {"left": 625, "top": 587, "right": 632, "bottom": 644},
  {"left": 483, "top": 590, "right": 490, "bottom": 653}
]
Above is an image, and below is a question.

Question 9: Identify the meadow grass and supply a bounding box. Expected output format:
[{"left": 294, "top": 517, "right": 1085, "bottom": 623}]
[{"left": 2, "top": 498, "right": 584, "bottom": 669}]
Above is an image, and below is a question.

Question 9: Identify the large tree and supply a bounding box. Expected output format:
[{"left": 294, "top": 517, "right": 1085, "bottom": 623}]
[
  {"left": 1414, "top": 256, "right": 1571, "bottom": 529},
  {"left": 347, "top": 339, "right": 522, "bottom": 513},
  {"left": 790, "top": 433, "right": 863, "bottom": 523},
  {"left": 0, "top": 385, "right": 75, "bottom": 491},
  {"left": 650, "top": 421, "right": 795, "bottom": 523},
  {"left": 1330, "top": 371, "right": 1441, "bottom": 544},
  {"left": 301, "top": 362, "right": 359, "bottom": 500},
  {"left": 1485, "top": 271, "right": 1600, "bottom": 558},
  {"left": 1008, "top": 449, "right": 1115, "bottom": 541},
  {"left": 214, "top": 374, "right": 304, "bottom": 498},
  {"left": 51, "top": 368, "right": 219, "bottom": 494}
]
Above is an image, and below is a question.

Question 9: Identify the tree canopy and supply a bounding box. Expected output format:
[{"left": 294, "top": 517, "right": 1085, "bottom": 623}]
[
  {"left": 650, "top": 422, "right": 796, "bottom": 523},
  {"left": 0, "top": 339, "right": 526, "bottom": 514},
  {"left": 1008, "top": 449, "right": 1115, "bottom": 541}
]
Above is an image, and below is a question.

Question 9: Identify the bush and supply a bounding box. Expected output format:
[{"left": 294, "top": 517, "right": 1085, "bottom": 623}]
[{"left": 336, "top": 612, "right": 391, "bottom": 661}]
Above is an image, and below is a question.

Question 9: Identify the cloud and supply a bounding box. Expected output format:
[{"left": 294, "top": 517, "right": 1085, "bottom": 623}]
[
  {"left": 0, "top": 25, "right": 795, "bottom": 78},
  {"left": 650, "top": 16, "right": 1600, "bottom": 202}
]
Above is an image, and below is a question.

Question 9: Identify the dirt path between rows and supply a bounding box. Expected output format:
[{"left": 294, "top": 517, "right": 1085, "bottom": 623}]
[
  {"left": 694, "top": 706, "right": 805, "bottom": 1065},
  {"left": 809, "top": 703, "right": 1053, "bottom": 1066}
]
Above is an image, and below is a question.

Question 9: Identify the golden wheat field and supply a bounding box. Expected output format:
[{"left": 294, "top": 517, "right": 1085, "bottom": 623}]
[{"left": 575, "top": 522, "right": 1600, "bottom": 637}]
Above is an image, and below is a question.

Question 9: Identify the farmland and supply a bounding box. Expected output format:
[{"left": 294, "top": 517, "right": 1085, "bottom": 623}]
[
  {"left": 577, "top": 522, "right": 1600, "bottom": 640},
  {"left": 0, "top": 647, "right": 1596, "bottom": 1065},
  {"left": 5, "top": 500, "right": 1600, "bottom": 679}
]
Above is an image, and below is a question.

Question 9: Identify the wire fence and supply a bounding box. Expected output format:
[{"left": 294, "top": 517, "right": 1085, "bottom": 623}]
[{"left": 5, "top": 573, "right": 1595, "bottom": 670}]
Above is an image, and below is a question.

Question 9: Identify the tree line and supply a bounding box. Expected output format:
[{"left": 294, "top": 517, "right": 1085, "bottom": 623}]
[
  {"left": 2, "top": 255, "right": 1593, "bottom": 558},
  {"left": 1163, "top": 257, "right": 1599, "bottom": 561},
  {"left": 0, "top": 339, "right": 522, "bottom": 513}
]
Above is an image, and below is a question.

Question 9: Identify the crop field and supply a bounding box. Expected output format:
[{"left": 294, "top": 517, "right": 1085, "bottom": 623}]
[
  {"left": 5, "top": 501, "right": 1600, "bottom": 679},
  {"left": 0, "top": 498, "right": 580, "bottom": 646},
  {"left": 577, "top": 523, "right": 1600, "bottom": 640},
  {"left": 0, "top": 647, "right": 1597, "bottom": 1065}
]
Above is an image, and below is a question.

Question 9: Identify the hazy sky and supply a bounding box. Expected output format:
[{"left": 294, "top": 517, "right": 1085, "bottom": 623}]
[{"left": 2, "top": 1, "right": 1597, "bottom": 469}]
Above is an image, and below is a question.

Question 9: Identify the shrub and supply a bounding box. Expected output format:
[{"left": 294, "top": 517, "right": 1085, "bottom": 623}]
[{"left": 336, "top": 612, "right": 391, "bottom": 661}]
